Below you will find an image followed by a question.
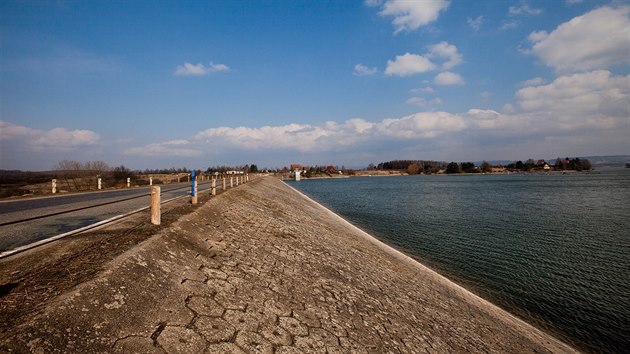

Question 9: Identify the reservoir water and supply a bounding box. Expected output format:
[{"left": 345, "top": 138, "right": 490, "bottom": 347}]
[{"left": 287, "top": 170, "right": 630, "bottom": 353}]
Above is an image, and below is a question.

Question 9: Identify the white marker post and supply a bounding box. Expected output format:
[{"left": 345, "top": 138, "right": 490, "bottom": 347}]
[
  {"left": 191, "top": 172, "right": 198, "bottom": 205},
  {"left": 151, "top": 186, "right": 161, "bottom": 225},
  {"left": 211, "top": 178, "right": 216, "bottom": 196},
  {"left": 149, "top": 176, "right": 153, "bottom": 186},
  {"left": 127, "top": 178, "right": 131, "bottom": 188},
  {"left": 52, "top": 179, "right": 57, "bottom": 194},
  {"left": 98, "top": 178, "right": 102, "bottom": 190}
]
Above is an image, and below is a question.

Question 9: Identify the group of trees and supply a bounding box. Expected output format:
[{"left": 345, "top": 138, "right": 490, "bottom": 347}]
[
  {"left": 55, "top": 160, "right": 137, "bottom": 180},
  {"left": 443, "top": 161, "right": 489, "bottom": 174},
  {"left": 368, "top": 157, "right": 593, "bottom": 175},
  {"left": 554, "top": 157, "right": 592, "bottom": 171},
  {"left": 205, "top": 164, "right": 259, "bottom": 174},
  {"left": 505, "top": 159, "right": 542, "bottom": 171},
  {"left": 374, "top": 160, "right": 447, "bottom": 174},
  {"left": 52, "top": 160, "right": 138, "bottom": 190}
]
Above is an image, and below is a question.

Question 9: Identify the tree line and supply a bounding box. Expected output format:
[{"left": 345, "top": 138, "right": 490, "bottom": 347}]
[
  {"left": 373, "top": 160, "right": 447, "bottom": 174},
  {"left": 371, "top": 157, "right": 592, "bottom": 174}
]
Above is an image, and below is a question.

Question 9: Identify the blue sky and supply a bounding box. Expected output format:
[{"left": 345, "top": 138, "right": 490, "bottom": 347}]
[{"left": 1, "top": 0, "right": 629, "bottom": 170}]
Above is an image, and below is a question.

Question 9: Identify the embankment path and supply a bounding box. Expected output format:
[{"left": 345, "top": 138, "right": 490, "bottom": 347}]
[{"left": 0, "top": 176, "right": 577, "bottom": 353}]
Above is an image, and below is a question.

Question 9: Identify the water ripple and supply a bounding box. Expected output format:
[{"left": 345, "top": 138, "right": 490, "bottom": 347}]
[{"left": 289, "top": 170, "right": 630, "bottom": 354}]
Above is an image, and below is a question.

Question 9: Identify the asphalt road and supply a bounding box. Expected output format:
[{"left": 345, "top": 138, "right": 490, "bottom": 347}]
[{"left": 0, "top": 181, "right": 212, "bottom": 253}]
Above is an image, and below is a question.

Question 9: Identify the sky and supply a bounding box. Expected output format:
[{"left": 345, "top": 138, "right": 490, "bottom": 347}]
[{"left": 1, "top": 0, "right": 629, "bottom": 171}]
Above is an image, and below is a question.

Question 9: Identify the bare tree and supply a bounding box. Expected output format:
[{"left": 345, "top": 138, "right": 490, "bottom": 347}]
[
  {"left": 54, "top": 160, "right": 83, "bottom": 172},
  {"left": 53, "top": 160, "right": 111, "bottom": 191},
  {"left": 84, "top": 160, "right": 111, "bottom": 173}
]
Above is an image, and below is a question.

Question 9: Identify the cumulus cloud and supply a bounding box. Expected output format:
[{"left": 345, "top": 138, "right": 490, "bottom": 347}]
[
  {"left": 124, "top": 140, "right": 202, "bottom": 157},
  {"left": 385, "top": 53, "right": 436, "bottom": 76},
  {"left": 516, "top": 70, "right": 630, "bottom": 122},
  {"left": 0, "top": 120, "right": 100, "bottom": 152},
  {"left": 377, "top": 112, "right": 466, "bottom": 139},
  {"left": 188, "top": 112, "right": 467, "bottom": 151},
  {"left": 528, "top": 6, "right": 630, "bottom": 73},
  {"left": 519, "top": 77, "right": 547, "bottom": 87},
  {"left": 406, "top": 97, "right": 443, "bottom": 107},
  {"left": 428, "top": 41, "right": 463, "bottom": 69},
  {"left": 377, "top": 0, "right": 450, "bottom": 34},
  {"left": 466, "top": 71, "right": 629, "bottom": 139},
  {"left": 353, "top": 63, "right": 377, "bottom": 76},
  {"left": 385, "top": 41, "right": 462, "bottom": 77},
  {"left": 434, "top": 71, "right": 464, "bottom": 85},
  {"left": 174, "top": 61, "right": 230, "bottom": 76}
]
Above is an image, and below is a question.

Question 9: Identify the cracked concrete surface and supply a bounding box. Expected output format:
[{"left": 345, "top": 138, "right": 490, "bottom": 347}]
[{"left": 0, "top": 177, "right": 577, "bottom": 353}]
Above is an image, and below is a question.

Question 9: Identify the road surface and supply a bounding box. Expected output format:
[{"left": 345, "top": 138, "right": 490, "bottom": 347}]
[{"left": 0, "top": 181, "right": 212, "bottom": 253}]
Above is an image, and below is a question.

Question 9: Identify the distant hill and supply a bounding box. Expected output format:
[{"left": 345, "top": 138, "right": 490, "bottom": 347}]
[
  {"left": 472, "top": 155, "right": 629, "bottom": 168},
  {"left": 574, "top": 155, "right": 630, "bottom": 168}
]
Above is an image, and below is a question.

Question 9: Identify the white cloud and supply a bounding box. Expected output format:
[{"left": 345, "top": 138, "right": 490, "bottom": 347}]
[
  {"left": 353, "top": 63, "right": 377, "bottom": 76},
  {"left": 377, "top": 112, "right": 466, "bottom": 139},
  {"left": 194, "top": 124, "right": 325, "bottom": 151},
  {"left": 434, "top": 71, "right": 464, "bottom": 85},
  {"left": 385, "top": 53, "right": 436, "bottom": 76},
  {"left": 516, "top": 70, "right": 630, "bottom": 121},
  {"left": 527, "top": 30, "right": 548, "bottom": 43},
  {"left": 385, "top": 41, "right": 462, "bottom": 77},
  {"left": 480, "top": 91, "right": 492, "bottom": 98},
  {"left": 466, "top": 109, "right": 504, "bottom": 130},
  {"left": 124, "top": 140, "right": 202, "bottom": 157},
  {"left": 189, "top": 112, "right": 466, "bottom": 151},
  {"left": 406, "top": 97, "right": 443, "bottom": 107},
  {"left": 174, "top": 61, "right": 230, "bottom": 76},
  {"left": 519, "top": 77, "right": 547, "bottom": 87},
  {"left": 467, "top": 16, "right": 484, "bottom": 31},
  {"left": 469, "top": 71, "right": 629, "bottom": 136},
  {"left": 509, "top": 3, "right": 542, "bottom": 16},
  {"left": 428, "top": 41, "right": 463, "bottom": 69},
  {"left": 528, "top": 6, "right": 630, "bottom": 73},
  {"left": 364, "top": 0, "right": 382, "bottom": 7},
  {"left": 0, "top": 120, "right": 100, "bottom": 152},
  {"left": 378, "top": 0, "right": 450, "bottom": 34}
]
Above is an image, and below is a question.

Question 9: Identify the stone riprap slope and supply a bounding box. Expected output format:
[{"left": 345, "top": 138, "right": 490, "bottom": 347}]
[{"left": 1, "top": 177, "right": 576, "bottom": 353}]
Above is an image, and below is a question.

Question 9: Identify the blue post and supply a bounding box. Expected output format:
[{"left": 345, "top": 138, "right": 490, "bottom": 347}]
[{"left": 191, "top": 170, "right": 196, "bottom": 196}]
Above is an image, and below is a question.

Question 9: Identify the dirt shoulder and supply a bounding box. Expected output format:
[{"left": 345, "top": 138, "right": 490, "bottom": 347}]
[{"left": 0, "top": 187, "right": 219, "bottom": 335}]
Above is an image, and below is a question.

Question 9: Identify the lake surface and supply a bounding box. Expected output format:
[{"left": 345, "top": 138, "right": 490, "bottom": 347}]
[{"left": 287, "top": 170, "right": 630, "bottom": 353}]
